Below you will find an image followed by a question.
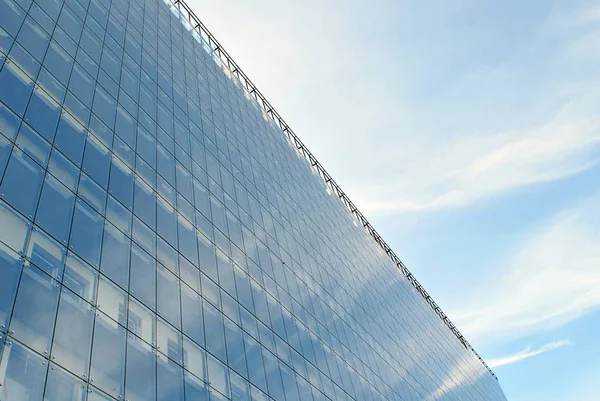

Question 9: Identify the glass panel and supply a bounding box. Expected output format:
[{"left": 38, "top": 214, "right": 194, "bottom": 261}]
[
  {"left": 125, "top": 335, "right": 156, "bottom": 401},
  {"left": 0, "top": 340, "right": 47, "bottom": 400},
  {"left": 9, "top": 265, "right": 60, "bottom": 355},
  {"left": 156, "top": 236, "right": 177, "bottom": 275},
  {"left": 197, "top": 232, "right": 217, "bottom": 284},
  {"left": 77, "top": 173, "right": 106, "bottom": 213},
  {"left": 224, "top": 318, "right": 248, "bottom": 379},
  {"left": 177, "top": 214, "right": 197, "bottom": 266},
  {"left": 25, "top": 227, "right": 66, "bottom": 279},
  {"left": 0, "top": 60, "right": 34, "bottom": 117},
  {"left": 230, "top": 370, "right": 252, "bottom": 401},
  {"left": 89, "top": 312, "right": 126, "bottom": 399},
  {"left": 43, "top": 363, "right": 86, "bottom": 401},
  {"left": 82, "top": 134, "right": 110, "bottom": 189},
  {"left": 207, "top": 353, "right": 230, "bottom": 398},
  {"left": 47, "top": 148, "right": 79, "bottom": 192},
  {"left": 201, "top": 275, "right": 221, "bottom": 309},
  {"left": 157, "top": 265, "right": 181, "bottom": 329},
  {"left": 108, "top": 157, "right": 133, "bottom": 209},
  {"left": 63, "top": 252, "right": 98, "bottom": 305},
  {"left": 97, "top": 276, "right": 128, "bottom": 327},
  {"left": 0, "top": 201, "right": 31, "bottom": 253},
  {"left": 128, "top": 297, "right": 155, "bottom": 347},
  {"left": 0, "top": 148, "right": 44, "bottom": 218},
  {"left": 15, "top": 123, "right": 51, "bottom": 168},
  {"left": 129, "top": 241, "right": 156, "bottom": 309},
  {"left": 51, "top": 288, "right": 94, "bottom": 379},
  {"left": 184, "top": 373, "right": 209, "bottom": 401},
  {"left": 35, "top": 174, "right": 75, "bottom": 244},
  {"left": 99, "top": 222, "right": 130, "bottom": 290},
  {"left": 104, "top": 196, "right": 130, "bottom": 234},
  {"left": 0, "top": 102, "right": 20, "bottom": 142},
  {"left": 157, "top": 357, "right": 184, "bottom": 401},
  {"left": 53, "top": 111, "right": 86, "bottom": 167},
  {"left": 156, "top": 197, "right": 177, "bottom": 248},
  {"left": 203, "top": 300, "right": 226, "bottom": 363},
  {"left": 132, "top": 217, "right": 155, "bottom": 256},
  {"left": 0, "top": 243, "right": 21, "bottom": 332},
  {"left": 179, "top": 256, "right": 200, "bottom": 293},
  {"left": 180, "top": 283, "right": 204, "bottom": 347},
  {"left": 69, "top": 199, "right": 103, "bottom": 268},
  {"left": 157, "top": 318, "right": 182, "bottom": 365},
  {"left": 133, "top": 177, "right": 155, "bottom": 229},
  {"left": 23, "top": 85, "right": 60, "bottom": 143},
  {"left": 244, "top": 334, "right": 267, "bottom": 393},
  {"left": 183, "top": 336, "right": 207, "bottom": 382}
]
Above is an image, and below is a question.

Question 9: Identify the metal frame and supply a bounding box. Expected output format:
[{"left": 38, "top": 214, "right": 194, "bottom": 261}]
[{"left": 168, "top": 0, "right": 497, "bottom": 381}]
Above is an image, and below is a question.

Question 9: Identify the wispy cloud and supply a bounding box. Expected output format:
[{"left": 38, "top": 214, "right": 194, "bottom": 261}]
[
  {"left": 488, "top": 340, "right": 573, "bottom": 368},
  {"left": 450, "top": 194, "right": 600, "bottom": 344}
]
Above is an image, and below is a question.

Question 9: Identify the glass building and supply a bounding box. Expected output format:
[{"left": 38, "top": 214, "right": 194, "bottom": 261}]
[{"left": 0, "top": 0, "right": 507, "bottom": 399}]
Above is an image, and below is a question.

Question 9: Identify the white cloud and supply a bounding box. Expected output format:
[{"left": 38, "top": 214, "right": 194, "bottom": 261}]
[
  {"left": 487, "top": 340, "right": 573, "bottom": 368},
  {"left": 449, "top": 194, "right": 600, "bottom": 344}
]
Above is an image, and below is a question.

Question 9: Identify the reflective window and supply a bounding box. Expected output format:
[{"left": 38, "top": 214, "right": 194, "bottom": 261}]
[
  {"left": 0, "top": 61, "right": 34, "bottom": 117},
  {"left": 23, "top": 85, "right": 60, "bottom": 142},
  {"left": 97, "top": 276, "right": 128, "bottom": 327},
  {"left": 0, "top": 243, "right": 21, "bottom": 331},
  {"left": 47, "top": 148, "right": 79, "bottom": 192},
  {"left": 25, "top": 228, "right": 66, "bottom": 279},
  {"left": 180, "top": 284, "right": 204, "bottom": 347},
  {"left": 99, "top": 222, "right": 130, "bottom": 290},
  {"left": 207, "top": 353, "right": 230, "bottom": 399},
  {"left": 0, "top": 340, "right": 47, "bottom": 400},
  {"left": 0, "top": 148, "right": 44, "bottom": 217},
  {"left": 82, "top": 134, "right": 110, "bottom": 189},
  {"left": 128, "top": 297, "right": 155, "bottom": 346},
  {"left": 69, "top": 199, "right": 103, "bottom": 268},
  {"left": 125, "top": 335, "right": 156, "bottom": 401},
  {"left": 203, "top": 300, "right": 226, "bottom": 363},
  {"left": 0, "top": 201, "right": 31, "bottom": 254},
  {"left": 108, "top": 156, "right": 133, "bottom": 209},
  {"left": 51, "top": 289, "right": 94, "bottom": 379},
  {"left": 15, "top": 123, "right": 51, "bottom": 168},
  {"left": 63, "top": 252, "right": 98, "bottom": 305},
  {"left": 43, "top": 363, "right": 87, "bottom": 401},
  {"left": 9, "top": 265, "right": 60, "bottom": 355},
  {"left": 35, "top": 174, "right": 75, "bottom": 244},
  {"left": 90, "top": 313, "right": 126, "bottom": 400},
  {"left": 157, "top": 357, "right": 184, "bottom": 401},
  {"left": 54, "top": 112, "right": 86, "bottom": 167},
  {"left": 157, "top": 265, "right": 181, "bottom": 329},
  {"left": 77, "top": 173, "right": 106, "bottom": 213},
  {"left": 130, "top": 243, "right": 156, "bottom": 311},
  {"left": 157, "top": 317, "right": 182, "bottom": 365}
]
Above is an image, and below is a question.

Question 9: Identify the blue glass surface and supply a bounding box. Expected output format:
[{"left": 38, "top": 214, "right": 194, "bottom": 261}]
[{"left": 0, "top": 0, "right": 508, "bottom": 399}]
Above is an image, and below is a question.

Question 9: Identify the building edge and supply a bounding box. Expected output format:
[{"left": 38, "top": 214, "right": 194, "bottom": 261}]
[{"left": 167, "top": 0, "right": 498, "bottom": 381}]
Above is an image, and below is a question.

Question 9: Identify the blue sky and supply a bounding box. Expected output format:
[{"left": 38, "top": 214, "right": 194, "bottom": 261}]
[{"left": 188, "top": 0, "right": 600, "bottom": 399}]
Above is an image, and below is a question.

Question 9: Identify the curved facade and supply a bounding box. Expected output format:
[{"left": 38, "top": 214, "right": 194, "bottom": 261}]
[{"left": 0, "top": 0, "right": 507, "bottom": 400}]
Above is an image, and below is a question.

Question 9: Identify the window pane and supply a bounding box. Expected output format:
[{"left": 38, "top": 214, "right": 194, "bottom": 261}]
[
  {"left": 130, "top": 243, "right": 156, "bottom": 311},
  {"left": 108, "top": 157, "right": 133, "bottom": 209},
  {"left": 0, "top": 340, "right": 47, "bottom": 400},
  {"left": 156, "top": 236, "right": 177, "bottom": 275},
  {"left": 15, "top": 123, "right": 51, "bottom": 168},
  {"left": 82, "top": 134, "right": 110, "bottom": 189},
  {"left": 105, "top": 195, "right": 132, "bottom": 236},
  {"left": 99, "top": 222, "right": 130, "bottom": 291},
  {"left": 157, "top": 318, "right": 182, "bottom": 365},
  {"left": 35, "top": 174, "right": 75, "bottom": 244},
  {"left": 23, "top": 85, "right": 60, "bottom": 142},
  {"left": 47, "top": 148, "right": 79, "bottom": 192},
  {"left": 125, "top": 335, "right": 156, "bottom": 401},
  {"left": 25, "top": 227, "right": 66, "bottom": 279},
  {"left": 0, "top": 61, "right": 34, "bottom": 117},
  {"left": 63, "top": 252, "right": 98, "bottom": 305},
  {"left": 133, "top": 177, "right": 155, "bottom": 229},
  {"left": 132, "top": 217, "right": 154, "bottom": 256},
  {"left": 0, "top": 103, "right": 20, "bottom": 142},
  {"left": 180, "top": 284, "right": 204, "bottom": 348},
  {"left": 53, "top": 111, "right": 86, "bottom": 166},
  {"left": 90, "top": 313, "right": 126, "bottom": 399},
  {"left": 157, "top": 265, "right": 181, "bottom": 329},
  {"left": 97, "top": 276, "right": 128, "bottom": 327},
  {"left": 183, "top": 336, "right": 207, "bottom": 382},
  {"left": 179, "top": 257, "right": 200, "bottom": 293},
  {"left": 51, "top": 289, "right": 94, "bottom": 379},
  {"left": 203, "top": 301, "right": 226, "bottom": 363},
  {"left": 230, "top": 370, "right": 252, "bottom": 401},
  {"left": 178, "top": 214, "right": 197, "bottom": 266},
  {"left": 77, "top": 173, "right": 106, "bottom": 213},
  {"left": 224, "top": 318, "right": 248, "bottom": 379},
  {"left": 157, "top": 357, "right": 184, "bottom": 401},
  {"left": 43, "top": 363, "right": 87, "bottom": 401},
  {"left": 0, "top": 243, "right": 21, "bottom": 331},
  {"left": 9, "top": 265, "right": 60, "bottom": 355},
  {"left": 184, "top": 373, "right": 209, "bottom": 401},
  {"left": 128, "top": 297, "right": 155, "bottom": 347},
  {"left": 207, "top": 353, "right": 230, "bottom": 399},
  {"left": 0, "top": 148, "right": 44, "bottom": 218},
  {"left": 70, "top": 198, "right": 104, "bottom": 267},
  {"left": 0, "top": 201, "right": 31, "bottom": 253},
  {"left": 157, "top": 197, "right": 177, "bottom": 248},
  {"left": 197, "top": 233, "right": 217, "bottom": 283}
]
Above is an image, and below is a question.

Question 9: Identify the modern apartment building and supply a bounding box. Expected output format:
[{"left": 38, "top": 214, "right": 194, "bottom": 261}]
[{"left": 0, "top": 0, "right": 507, "bottom": 399}]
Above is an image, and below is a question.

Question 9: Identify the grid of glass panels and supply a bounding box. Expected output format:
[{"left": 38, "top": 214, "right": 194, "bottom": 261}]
[{"left": 0, "top": 0, "right": 507, "bottom": 399}]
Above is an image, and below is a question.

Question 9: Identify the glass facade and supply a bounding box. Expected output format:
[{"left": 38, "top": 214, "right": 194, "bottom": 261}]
[{"left": 0, "top": 0, "right": 507, "bottom": 400}]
